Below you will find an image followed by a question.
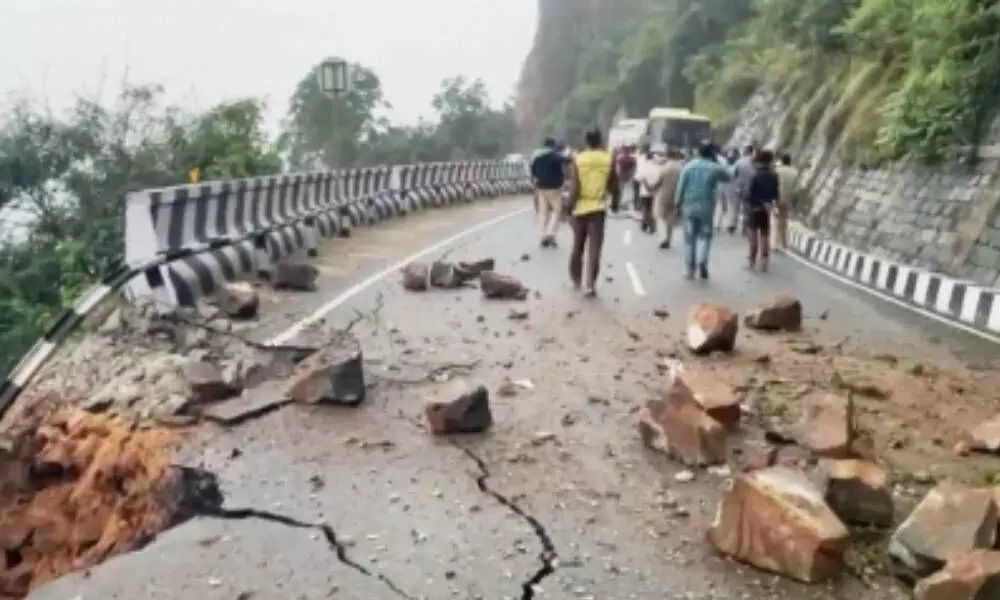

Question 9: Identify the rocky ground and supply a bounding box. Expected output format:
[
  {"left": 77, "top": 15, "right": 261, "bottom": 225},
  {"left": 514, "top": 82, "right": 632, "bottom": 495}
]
[{"left": 6, "top": 207, "right": 1000, "bottom": 598}]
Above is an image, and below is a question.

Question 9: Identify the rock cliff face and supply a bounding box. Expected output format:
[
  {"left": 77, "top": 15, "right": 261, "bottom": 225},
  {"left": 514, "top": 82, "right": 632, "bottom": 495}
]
[{"left": 730, "top": 92, "right": 1000, "bottom": 286}]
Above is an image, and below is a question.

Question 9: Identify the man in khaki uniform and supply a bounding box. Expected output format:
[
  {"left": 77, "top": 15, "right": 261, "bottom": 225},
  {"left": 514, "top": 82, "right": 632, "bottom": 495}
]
[
  {"left": 653, "top": 149, "right": 685, "bottom": 249},
  {"left": 773, "top": 152, "right": 798, "bottom": 249}
]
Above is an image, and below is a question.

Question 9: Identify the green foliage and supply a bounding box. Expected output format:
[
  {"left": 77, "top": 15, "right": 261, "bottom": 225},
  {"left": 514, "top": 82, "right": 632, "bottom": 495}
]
[
  {"left": 280, "top": 60, "right": 517, "bottom": 168},
  {"left": 0, "top": 61, "right": 517, "bottom": 377},
  {"left": 522, "top": 0, "right": 1000, "bottom": 163}
]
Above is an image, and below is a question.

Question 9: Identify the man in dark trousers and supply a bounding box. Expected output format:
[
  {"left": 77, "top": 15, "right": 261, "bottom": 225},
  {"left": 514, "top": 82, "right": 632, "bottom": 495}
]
[
  {"left": 529, "top": 138, "right": 567, "bottom": 248},
  {"left": 615, "top": 145, "right": 638, "bottom": 210},
  {"left": 567, "top": 129, "right": 620, "bottom": 297},
  {"left": 745, "top": 149, "right": 780, "bottom": 271}
]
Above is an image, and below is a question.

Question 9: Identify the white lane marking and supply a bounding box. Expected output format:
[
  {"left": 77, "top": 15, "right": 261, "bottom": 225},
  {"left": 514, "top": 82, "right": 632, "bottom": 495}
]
[
  {"left": 623, "top": 229, "right": 632, "bottom": 246},
  {"left": 268, "top": 206, "right": 531, "bottom": 345},
  {"left": 780, "top": 250, "right": 1000, "bottom": 345},
  {"left": 625, "top": 261, "right": 646, "bottom": 297}
]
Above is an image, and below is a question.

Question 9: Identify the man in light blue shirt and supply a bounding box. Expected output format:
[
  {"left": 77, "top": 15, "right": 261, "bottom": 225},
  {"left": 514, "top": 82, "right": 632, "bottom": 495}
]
[{"left": 675, "top": 142, "right": 732, "bottom": 280}]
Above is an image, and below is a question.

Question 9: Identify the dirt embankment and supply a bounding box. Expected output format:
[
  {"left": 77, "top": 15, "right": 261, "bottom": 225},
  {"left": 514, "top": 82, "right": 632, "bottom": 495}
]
[{"left": 0, "top": 409, "right": 182, "bottom": 599}]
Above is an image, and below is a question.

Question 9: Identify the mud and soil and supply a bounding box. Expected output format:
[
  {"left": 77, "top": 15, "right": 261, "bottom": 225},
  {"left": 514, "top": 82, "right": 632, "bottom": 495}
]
[{"left": 0, "top": 409, "right": 182, "bottom": 598}]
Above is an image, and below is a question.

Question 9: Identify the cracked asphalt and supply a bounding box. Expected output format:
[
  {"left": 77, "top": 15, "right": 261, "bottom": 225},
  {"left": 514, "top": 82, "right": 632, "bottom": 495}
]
[{"left": 29, "top": 197, "right": 1000, "bottom": 599}]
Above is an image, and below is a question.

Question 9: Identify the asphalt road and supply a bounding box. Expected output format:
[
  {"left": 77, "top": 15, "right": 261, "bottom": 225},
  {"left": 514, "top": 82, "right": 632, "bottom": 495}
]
[{"left": 30, "top": 198, "right": 1000, "bottom": 600}]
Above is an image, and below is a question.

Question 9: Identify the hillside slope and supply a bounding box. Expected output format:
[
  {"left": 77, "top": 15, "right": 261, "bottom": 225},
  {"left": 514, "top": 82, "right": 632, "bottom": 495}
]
[{"left": 515, "top": 0, "right": 1000, "bottom": 285}]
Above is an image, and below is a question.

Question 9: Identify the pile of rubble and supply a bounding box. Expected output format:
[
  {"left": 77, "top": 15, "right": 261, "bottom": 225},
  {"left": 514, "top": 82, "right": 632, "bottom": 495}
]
[
  {"left": 0, "top": 409, "right": 187, "bottom": 597},
  {"left": 622, "top": 293, "right": 1000, "bottom": 598},
  {"left": 1, "top": 265, "right": 333, "bottom": 435}
]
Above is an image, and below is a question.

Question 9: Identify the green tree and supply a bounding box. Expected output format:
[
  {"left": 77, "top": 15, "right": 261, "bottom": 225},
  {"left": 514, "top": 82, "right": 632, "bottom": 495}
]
[
  {"left": 279, "top": 59, "right": 387, "bottom": 169},
  {"left": 0, "top": 85, "right": 282, "bottom": 375},
  {"left": 430, "top": 76, "right": 517, "bottom": 159}
]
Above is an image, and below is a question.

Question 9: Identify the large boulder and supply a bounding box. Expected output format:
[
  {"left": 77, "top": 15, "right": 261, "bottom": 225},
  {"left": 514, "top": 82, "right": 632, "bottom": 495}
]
[
  {"left": 678, "top": 367, "right": 741, "bottom": 431},
  {"left": 960, "top": 414, "right": 1000, "bottom": 454},
  {"left": 686, "top": 302, "right": 738, "bottom": 354},
  {"left": 183, "top": 360, "right": 240, "bottom": 404},
  {"left": 271, "top": 261, "right": 319, "bottom": 291},
  {"left": 822, "top": 459, "right": 894, "bottom": 528},
  {"left": 888, "top": 483, "right": 998, "bottom": 583},
  {"left": 638, "top": 394, "right": 727, "bottom": 466},
  {"left": 799, "top": 393, "right": 854, "bottom": 459},
  {"left": 480, "top": 271, "right": 528, "bottom": 300},
  {"left": 425, "top": 385, "right": 493, "bottom": 435},
  {"left": 744, "top": 294, "right": 803, "bottom": 332},
  {"left": 401, "top": 263, "right": 430, "bottom": 291},
  {"left": 708, "top": 466, "right": 850, "bottom": 583},
  {"left": 283, "top": 334, "right": 366, "bottom": 406},
  {"left": 914, "top": 550, "right": 1000, "bottom": 600},
  {"left": 216, "top": 281, "right": 260, "bottom": 320}
]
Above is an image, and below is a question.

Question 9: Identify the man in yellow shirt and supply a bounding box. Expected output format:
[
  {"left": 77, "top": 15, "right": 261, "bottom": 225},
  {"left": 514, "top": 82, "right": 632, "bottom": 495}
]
[
  {"left": 567, "top": 129, "right": 620, "bottom": 297},
  {"left": 773, "top": 153, "right": 799, "bottom": 249}
]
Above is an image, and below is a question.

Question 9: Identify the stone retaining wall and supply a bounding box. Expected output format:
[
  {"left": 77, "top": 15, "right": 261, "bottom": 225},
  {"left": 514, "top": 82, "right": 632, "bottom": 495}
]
[{"left": 729, "top": 91, "right": 1000, "bottom": 286}]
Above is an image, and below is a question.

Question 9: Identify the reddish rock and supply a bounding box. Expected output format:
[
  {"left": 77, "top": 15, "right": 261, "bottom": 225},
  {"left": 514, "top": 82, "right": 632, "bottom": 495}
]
[
  {"left": 914, "top": 550, "right": 1000, "bottom": 600},
  {"left": 740, "top": 441, "right": 778, "bottom": 471},
  {"left": 744, "top": 294, "right": 803, "bottom": 332},
  {"left": 686, "top": 302, "right": 738, "bottom": 354},
  {"left": 425, "top": 386, "right": 493, "bottom": 435},
  {"left": 822, "top": 459, "right": 894, "bottom": 527},
  {"left": 401, "top": 263, "right": 430, "bottom": 291},
  {"left": 681, "top": 368, "right": 741, "bottom": 431},
  {"left": 479, "top": 271, "right": 528, "bottom": 300},
  {"left": 708, "top": 466, "right": 850, "bottom": 583},
  {"left": 962, "top": 414, "right": 1000, "bottom": 454},
  {"left": 799, "top": 393, "right": 854, "bottom": 459},
  {"left": 641, "top": 398, "right": 727, "bottom": 466},
  {"left": 889, "top": 483, "right": 998, "bottom": 583}
]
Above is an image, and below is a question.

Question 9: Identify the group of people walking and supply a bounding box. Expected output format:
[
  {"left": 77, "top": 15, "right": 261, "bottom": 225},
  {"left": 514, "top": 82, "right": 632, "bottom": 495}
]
[{"left": 529, "top": 131, "right": 799, "bottom": 295}]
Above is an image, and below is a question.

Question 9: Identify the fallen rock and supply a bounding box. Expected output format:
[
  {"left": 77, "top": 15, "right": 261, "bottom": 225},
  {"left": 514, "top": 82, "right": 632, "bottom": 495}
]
[
  {"left": 708, "top": 466, "right": 850, "bottom": 583},
  {"left": 638, "top": 398, "right": 727, "bottom": 466},
  {"left": 184, "top": 360, "right": 240, "bottom": 404},
  {"left": 686, "top": 302, "right": 738, "bottom": 354},
  {"left": 401, "top": 262, "right": 430, "bottom": 291},
  {"left": 455, "top": 258, "right": 495, "bottom": 278},
  {"left": 799, "top": 393, "right": 854, "bottom": 459},
  {"left": 913, "top": 550, "right": 1000, "bottom": 600},
  {"left": 740, "top": 441, "right": 778, "bottom": 471},
  {"left": 283, "top": 334, "right": 366, "bottom": 406},
  {"left": 429, "top": 261, "right": 464, "bottom": 289},
  {"left": 822, "top": 459, "right": 894, "bottom": 527},
  {"left": 744, "top": 294, "right": 803, "bottom": 332},
  {"left": 480, "top": 271, "right": 528, "bottom": 300},
  {"left": 888, "top": 483, "right": 998, "bottom": 583},
  {"left": 216, "top": 282, "right": 259, "bottom": 320},
  {"left": 425, "top": 386, "right": 493, "bottom": 435},
  {"left": 961, "top": 414, "right": 1000, "bottom": 454},
  {"left": 680, "top": 368, "right": 741, "bottom": 431},
  {"left": 271, "top": 261, "right": 319, "bottom": 291}
]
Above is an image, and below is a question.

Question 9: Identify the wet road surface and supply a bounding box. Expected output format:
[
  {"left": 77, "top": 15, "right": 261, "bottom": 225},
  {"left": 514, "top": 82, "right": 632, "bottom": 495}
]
[{"left": 30, "top": 203, "right": 1000, "bottom": 599}]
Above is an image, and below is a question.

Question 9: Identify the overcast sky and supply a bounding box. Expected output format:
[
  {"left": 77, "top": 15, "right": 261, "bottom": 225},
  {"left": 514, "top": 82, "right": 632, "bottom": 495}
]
[{"left": 0, "top": 0, "right": 536, "bottom": 130}]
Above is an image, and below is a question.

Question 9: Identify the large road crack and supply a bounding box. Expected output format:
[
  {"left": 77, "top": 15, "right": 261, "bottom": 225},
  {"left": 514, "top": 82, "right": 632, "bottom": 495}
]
[
  {"left": 456, "top": 446, "right": 558, "bottom": 600},
  {"left": 174, "top": 466, "right": 417, "bottom": 600}
]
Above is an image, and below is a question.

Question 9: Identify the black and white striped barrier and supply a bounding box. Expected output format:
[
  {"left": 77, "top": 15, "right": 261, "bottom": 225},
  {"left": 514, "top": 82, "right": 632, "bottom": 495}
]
[
  {"left": 785, "top": 221, "right": 1000, "bottom": 334},
  {"left": 124, "top": 160, "right": 530, "bottom": 310},
  {"left": 0, "top": 159, "right": 530, "bottom": 420}
]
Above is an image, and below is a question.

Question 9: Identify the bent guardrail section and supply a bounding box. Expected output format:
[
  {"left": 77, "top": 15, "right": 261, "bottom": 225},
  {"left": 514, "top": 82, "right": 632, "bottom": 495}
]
[{"left": 0, "top": 158, "right": 532, "bottom": 420}]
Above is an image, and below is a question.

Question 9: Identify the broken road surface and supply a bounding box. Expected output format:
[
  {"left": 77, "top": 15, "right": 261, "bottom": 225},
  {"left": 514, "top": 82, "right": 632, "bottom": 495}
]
[{"left": 22, "top": 206, "right": 1000, "bottom": 600}]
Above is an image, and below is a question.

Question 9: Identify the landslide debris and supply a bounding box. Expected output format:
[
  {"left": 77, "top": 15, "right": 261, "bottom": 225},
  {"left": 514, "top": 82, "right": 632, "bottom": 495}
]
[{"left": 0, "top": 408, "right": 185, "bottom": 598}]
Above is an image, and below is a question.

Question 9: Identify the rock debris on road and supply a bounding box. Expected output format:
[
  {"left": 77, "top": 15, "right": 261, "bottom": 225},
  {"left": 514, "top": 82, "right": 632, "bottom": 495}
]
[{"left": 7, "top": 205, "right": 1000, "bottom": 599}]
